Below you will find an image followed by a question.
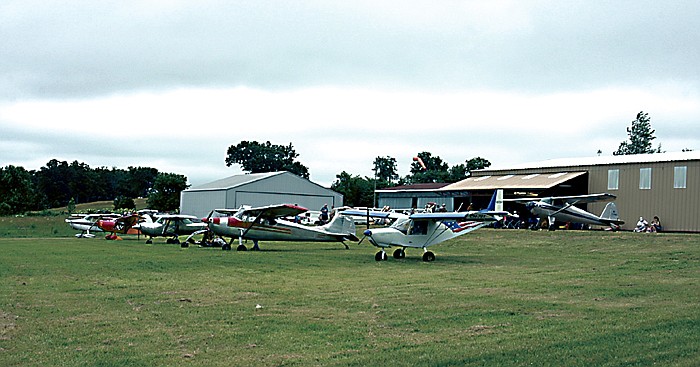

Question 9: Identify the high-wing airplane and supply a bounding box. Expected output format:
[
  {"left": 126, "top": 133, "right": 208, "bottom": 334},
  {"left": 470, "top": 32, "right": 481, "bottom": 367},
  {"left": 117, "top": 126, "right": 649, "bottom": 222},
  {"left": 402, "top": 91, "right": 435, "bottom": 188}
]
[
  {"left": 202, "top": 204, "right": 359, "bottom": 251},
  {"left": 339, "top": 209, "right": 501, "bottom": 262},
  {"left": 65, "top": 213, "right": 120, "bottom": 238},
  {"left": 95, "top": 213, "right": 142, "bottom": 239},
  {"left": 509, "top": 193, "right": 624, "bottom": 230},
  {"left": 136, "top": 214, "right": 208, "bottom": 245}
]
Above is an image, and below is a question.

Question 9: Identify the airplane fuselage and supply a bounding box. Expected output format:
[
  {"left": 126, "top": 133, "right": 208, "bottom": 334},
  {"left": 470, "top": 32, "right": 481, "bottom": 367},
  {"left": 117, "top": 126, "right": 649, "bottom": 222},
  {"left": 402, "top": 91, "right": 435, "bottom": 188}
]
[
  {"left": 528, "top": 202, "right": 614, "bottom": 226},
  {"left": 365, "top": 218, "right": 488, "bottom": 249},
  {"left": 139, "top": 222, "right": 207, "bottom": 238},
  {"left": 207, "top": 217, "right": 346, "bottom": 242}
]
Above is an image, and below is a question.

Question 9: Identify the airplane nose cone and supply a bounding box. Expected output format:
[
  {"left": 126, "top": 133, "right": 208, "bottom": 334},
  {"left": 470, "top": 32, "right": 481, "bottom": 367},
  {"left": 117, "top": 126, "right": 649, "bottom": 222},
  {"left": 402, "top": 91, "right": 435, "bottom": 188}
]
[{"left": 363, "top": 229, "right": 372, "bottom": 236}]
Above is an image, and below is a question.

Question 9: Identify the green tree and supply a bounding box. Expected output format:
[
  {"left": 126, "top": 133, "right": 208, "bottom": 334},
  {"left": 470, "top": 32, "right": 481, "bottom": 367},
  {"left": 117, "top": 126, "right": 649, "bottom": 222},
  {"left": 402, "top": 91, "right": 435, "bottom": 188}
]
[
  {"left": 147, "top": 173, "right": 190, "bottom": 212},
  {"left": 0, "top": 165, "right": 37, "bottom": 215},
  {"left": 225, "top": 141, "right": 310, "bottom": 179},
  {"left": 613, "top": 111, "right": 663, "bottom": 155},
  {"left": 403, "top": 152, "right": 450, "bottom": 184},
  {"left": 372, "top": 156, "right": 398, "bottom": 186},
  {"left": 119, "top": 166, "right": 159, "bottom": 198},
  {"left": 466, "top": 157, "right": 491, "bottom": 172},
  {"left": 330, "top": 171, "right": 374, "bottom": 207}
]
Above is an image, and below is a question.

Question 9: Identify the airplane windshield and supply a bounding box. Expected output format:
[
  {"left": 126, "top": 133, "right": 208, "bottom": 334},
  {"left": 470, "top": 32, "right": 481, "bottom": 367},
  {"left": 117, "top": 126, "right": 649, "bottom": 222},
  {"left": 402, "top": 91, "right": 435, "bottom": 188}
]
[{"left": 391, "top": 218, "right": 411, "bottom": 234}]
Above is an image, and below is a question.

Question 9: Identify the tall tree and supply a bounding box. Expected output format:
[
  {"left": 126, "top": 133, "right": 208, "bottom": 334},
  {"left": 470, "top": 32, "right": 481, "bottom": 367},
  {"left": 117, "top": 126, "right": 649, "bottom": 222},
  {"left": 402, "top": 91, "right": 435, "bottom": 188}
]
[
  {"left": 147, "top": 173, "right": 190, "bottom": 212},
  {"left": 404, "top": 152, "right": 450, "bottom": 184},
  {"left": 372, "top": 156, "right": 398, "bottom": 186},
  {"left": 225, "top": 141, "right": 310, "bottom": 179},
  {"left": 613, "top": 111, "right": 663, "bottom": 155},
  {"left": 330, "top": 171, "right": 374, "bottom": 207},
  {"left": 466, "top": 157, "right": 491, "bottom": 172}
]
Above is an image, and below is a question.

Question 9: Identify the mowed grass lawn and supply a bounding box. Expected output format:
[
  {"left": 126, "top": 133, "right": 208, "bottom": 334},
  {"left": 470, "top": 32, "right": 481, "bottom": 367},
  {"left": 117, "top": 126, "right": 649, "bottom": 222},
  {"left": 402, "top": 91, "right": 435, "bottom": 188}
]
[{"left": 1, "top": 228, "right": 698, "bottom": 366}]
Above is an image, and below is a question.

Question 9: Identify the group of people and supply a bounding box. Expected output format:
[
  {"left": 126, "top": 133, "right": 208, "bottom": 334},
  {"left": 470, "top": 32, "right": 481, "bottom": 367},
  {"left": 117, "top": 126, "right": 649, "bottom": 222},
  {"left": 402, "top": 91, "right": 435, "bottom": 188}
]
[{"left": 634, "top": 216, "right": 662, "bottom": 233}]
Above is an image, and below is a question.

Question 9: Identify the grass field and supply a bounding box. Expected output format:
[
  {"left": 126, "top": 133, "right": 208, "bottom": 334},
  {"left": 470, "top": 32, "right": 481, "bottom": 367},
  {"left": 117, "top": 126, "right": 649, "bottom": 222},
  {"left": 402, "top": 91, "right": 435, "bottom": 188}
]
[{"left": 1, "top": 222, "right": 699, "bottom": 366}]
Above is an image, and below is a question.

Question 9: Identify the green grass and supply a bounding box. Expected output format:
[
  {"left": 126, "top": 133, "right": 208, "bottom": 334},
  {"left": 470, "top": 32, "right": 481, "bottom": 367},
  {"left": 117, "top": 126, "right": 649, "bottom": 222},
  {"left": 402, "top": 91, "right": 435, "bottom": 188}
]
[{"left": 1, "top": 228, "right": 699, "bottom": 366}]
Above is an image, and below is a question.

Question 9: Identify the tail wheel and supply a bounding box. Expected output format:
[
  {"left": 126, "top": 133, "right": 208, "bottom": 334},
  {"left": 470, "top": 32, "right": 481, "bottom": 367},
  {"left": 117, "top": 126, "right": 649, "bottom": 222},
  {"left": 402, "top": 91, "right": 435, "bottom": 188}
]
[{"left": 422, "top": 251, "right": 436, "bottom": 262}]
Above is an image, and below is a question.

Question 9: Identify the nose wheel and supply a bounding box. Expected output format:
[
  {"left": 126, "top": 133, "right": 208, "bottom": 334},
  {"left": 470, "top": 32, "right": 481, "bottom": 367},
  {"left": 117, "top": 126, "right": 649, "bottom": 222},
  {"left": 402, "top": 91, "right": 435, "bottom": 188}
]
[{"left": 375, "top": 251, "right": 388, "bottom": 261}]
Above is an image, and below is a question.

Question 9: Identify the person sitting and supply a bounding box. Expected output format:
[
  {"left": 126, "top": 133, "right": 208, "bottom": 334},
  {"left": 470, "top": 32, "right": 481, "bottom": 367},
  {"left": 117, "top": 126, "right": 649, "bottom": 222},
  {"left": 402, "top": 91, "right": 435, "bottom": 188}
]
[
  {"left": 649, "top": 216, "right": 662, "bottom": 232},
  {"left": 634, "top": 217, "right": 648, "bottom": 232}
]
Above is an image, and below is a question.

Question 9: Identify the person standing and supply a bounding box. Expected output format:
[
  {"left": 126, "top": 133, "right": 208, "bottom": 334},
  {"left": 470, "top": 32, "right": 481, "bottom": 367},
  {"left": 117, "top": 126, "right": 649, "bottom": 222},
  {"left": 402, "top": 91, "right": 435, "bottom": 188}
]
[{"left": 320, "top": 204, "right": 329, "bottom": 224}]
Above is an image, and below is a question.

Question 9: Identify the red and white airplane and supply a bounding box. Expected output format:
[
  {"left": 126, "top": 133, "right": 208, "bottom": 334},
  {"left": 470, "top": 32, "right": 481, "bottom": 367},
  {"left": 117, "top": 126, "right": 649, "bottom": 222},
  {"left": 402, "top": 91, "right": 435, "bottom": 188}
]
[
  {"left": 96, "top": 213, "right": 142, "bottom": 240},
  {"left": 202, "top": 204, "right": 358, "bottom": 251}
]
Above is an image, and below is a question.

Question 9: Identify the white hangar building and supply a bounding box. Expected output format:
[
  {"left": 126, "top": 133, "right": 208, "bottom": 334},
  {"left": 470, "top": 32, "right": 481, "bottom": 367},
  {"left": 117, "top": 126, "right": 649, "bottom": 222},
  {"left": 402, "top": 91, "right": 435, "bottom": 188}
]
[{"left": 180, "top": 171, "right": 343, "bottom": 218}]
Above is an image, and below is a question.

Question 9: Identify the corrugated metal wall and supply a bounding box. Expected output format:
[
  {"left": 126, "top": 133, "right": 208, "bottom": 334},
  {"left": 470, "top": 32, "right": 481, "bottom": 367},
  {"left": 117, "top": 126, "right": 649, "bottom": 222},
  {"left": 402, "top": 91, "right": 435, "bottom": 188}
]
[
  {"left": 179, "top": 190, "right": 227, "bottom": 218},
  {"left": 181, "top": 172, "right": 343, "bottom": 218},
  {"left": 588, "top": 161, "right": 699, "bottom": 232},
  {"left": 476, "top": 159, "right": 700, "bottom": 232}
]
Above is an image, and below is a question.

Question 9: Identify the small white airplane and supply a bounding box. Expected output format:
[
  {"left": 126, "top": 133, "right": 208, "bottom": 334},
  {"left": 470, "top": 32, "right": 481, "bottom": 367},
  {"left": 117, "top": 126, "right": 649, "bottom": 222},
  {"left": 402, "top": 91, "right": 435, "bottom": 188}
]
[
  {"left": 340, "top": 190, "right": 507, "bottom": 262},
  {"left": 203, "top": 204, "right": 359, "bottom": 251},
  {"left": 509, "top": 193, "right": 624, "bottom": 230},
  {"left": 65, "top": 213, "right": 119, "bottom": 238},
  {"left": 339, "top": 209, "right": 501, "bottom": 262},
  {"left": 135, "top": 214, "right": 208, "bottom": 245}
]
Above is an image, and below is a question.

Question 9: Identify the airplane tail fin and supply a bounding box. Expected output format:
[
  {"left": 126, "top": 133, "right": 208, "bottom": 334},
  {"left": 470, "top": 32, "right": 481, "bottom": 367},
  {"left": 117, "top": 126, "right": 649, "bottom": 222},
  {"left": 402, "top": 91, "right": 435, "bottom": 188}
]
[
  {"left": 483, "top": 189, "right": 503, "bottom": 212},
  {"left": 323, "top": 214, "right": 359, "bottom": 241},
  {"left": 601, "top": 202, "right": 620, "bottom": 221}
]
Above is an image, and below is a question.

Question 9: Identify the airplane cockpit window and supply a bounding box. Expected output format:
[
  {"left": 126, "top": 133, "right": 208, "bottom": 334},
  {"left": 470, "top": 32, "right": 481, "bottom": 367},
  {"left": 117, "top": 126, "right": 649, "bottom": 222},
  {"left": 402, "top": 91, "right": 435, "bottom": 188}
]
[
  {"left": 392, "top": 218, "right": 411, "bottom": 234},
  {"left": 410, "top": 220, "right": 428, "bottom": 235},
  {"left": 181, "top": 218, "right": 193, "bottom": 225}
]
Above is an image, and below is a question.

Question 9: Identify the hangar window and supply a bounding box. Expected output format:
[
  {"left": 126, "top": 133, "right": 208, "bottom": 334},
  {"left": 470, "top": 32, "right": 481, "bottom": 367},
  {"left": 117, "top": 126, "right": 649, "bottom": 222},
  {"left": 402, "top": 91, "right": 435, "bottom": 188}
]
[
  {"left": 639, "top": 168, "right": 652, "bottom": 190},
  {"left": 674, "top": 166, "right": 687, "bottom": 189},
  {"left": 607, "top": 169, "right": 619, "bottom": 190}
]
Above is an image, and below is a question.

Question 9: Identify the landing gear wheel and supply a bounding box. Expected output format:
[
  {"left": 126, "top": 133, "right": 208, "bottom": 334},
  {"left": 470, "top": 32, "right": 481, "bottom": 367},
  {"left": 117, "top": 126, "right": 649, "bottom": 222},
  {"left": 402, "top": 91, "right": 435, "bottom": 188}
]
[
  {"left": 222, "top": 243, "right": 232, "bottom": 251},
  {"left": 236, "top": 244, "right": 248, "bottom": 251},
  {"left": 375, "top": 251, "right": 388, "bottom": 261},
  {"left": 393, "top": 248, "right": 406, "bottom": 259},
  {"left": 422, "top": 251, "right": 436, "bottom": 262},
  {"left": 181, "top": 241, "right": 189, "bottom": 248},
  {"left": 146, "top": 239, "right": 153, "bottom": 244}
]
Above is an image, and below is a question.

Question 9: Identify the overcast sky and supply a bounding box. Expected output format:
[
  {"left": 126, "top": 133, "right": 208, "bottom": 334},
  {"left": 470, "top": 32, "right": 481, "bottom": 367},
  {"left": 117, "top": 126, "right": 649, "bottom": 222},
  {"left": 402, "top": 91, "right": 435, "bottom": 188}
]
[{"left": 1, "top": 1, "right": 698, "bottom": 187}]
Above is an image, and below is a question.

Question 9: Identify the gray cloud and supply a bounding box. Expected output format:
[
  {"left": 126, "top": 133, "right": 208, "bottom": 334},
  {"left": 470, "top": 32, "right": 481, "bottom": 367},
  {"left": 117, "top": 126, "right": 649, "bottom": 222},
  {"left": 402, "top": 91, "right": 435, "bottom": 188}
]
[{"left": 2, "top": 1, "right": 698, "bottom": 100}]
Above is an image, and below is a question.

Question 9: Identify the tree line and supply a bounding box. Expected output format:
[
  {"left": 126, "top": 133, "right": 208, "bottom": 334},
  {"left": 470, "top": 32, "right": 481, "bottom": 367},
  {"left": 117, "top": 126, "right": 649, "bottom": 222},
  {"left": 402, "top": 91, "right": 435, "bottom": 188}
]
[{"left": 0, "top": 159, "right": 188, "bottom": 215}]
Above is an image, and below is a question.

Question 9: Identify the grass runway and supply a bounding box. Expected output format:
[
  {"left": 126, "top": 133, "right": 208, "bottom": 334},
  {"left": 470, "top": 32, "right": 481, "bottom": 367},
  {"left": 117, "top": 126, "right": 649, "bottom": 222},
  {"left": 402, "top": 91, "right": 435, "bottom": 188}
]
[{"left": 1, "top": 229, "right": 699, "bottom": 366}]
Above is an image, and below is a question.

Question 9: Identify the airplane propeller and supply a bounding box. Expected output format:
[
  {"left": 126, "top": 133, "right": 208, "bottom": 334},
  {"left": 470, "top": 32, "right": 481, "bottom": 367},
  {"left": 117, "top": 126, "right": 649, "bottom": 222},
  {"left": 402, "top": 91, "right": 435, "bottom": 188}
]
[{"left": 357, "top": 229, "right": 372, "bottom": 246}]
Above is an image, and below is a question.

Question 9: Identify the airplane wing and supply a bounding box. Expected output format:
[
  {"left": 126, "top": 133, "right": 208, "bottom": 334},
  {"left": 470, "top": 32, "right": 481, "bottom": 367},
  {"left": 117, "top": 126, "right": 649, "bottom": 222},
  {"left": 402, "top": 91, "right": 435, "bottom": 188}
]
[
  {"left": 506, "top": 193, "right": 616, "bottom": 204},
  {"left": 155, "top": 214, "right": 199, "bottom": 220},
  {"left": 238, "top": 204, "right": 308, "bottom": 219},
  {"left": 338, "top": 209, "right": 395, "bottom": 219},
  {"left": 409, "top": 211, "right": 498, "bottom": 222},
  {"left": 553, "top": 193, "right": 617, "bottom": 204}
]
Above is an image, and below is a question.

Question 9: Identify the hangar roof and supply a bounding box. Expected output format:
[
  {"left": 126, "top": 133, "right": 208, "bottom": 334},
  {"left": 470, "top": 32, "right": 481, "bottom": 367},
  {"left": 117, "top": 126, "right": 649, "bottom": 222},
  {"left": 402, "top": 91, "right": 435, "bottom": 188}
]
[
  {"left": 187, "top": 171, "right": 284, "bottom": 191},
  {"left": 479, "top": 151, "right": 700, "bottom": 173},
  {"left": 441, "top": 171, "right": 586, "bottom": 191}
]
